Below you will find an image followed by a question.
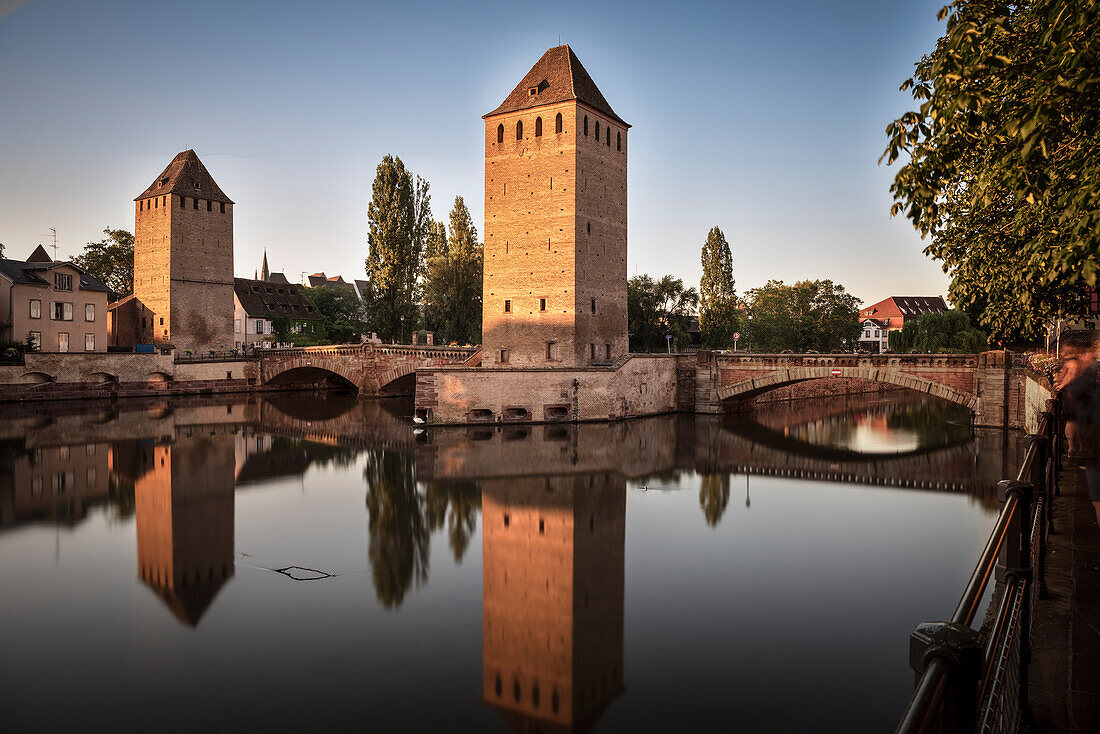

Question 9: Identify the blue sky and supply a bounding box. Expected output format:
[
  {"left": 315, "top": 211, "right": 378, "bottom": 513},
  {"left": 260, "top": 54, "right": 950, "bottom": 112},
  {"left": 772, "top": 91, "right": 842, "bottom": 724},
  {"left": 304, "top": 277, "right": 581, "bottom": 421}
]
[{"left": 0, "top": 0, "right": 948, "bottom": 305}]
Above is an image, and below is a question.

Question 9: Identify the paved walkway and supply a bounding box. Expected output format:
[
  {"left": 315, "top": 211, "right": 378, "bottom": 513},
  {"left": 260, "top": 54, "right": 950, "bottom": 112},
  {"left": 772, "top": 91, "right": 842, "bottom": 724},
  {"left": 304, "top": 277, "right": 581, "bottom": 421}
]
[{"left": 1030, "top": 460, "right": 1100, "bottom": 731}]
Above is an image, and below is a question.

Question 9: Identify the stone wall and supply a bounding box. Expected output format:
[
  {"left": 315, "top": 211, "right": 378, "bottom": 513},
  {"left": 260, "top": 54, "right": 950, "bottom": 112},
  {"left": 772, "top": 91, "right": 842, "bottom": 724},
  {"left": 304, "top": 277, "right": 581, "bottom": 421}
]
[{"left": 414, "top": 354, "right": 678, "bottom": 425}]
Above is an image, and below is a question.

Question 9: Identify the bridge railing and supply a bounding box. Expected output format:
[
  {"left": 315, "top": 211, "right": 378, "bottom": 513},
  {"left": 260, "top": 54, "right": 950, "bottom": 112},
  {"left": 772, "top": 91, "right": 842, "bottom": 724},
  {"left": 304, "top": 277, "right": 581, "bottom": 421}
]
[
  {"left": 895, "top": 399, "right": 1059, "bottom": 734},
  {"left": 256, "top": 343, "right": 479, "bottom": 360}
]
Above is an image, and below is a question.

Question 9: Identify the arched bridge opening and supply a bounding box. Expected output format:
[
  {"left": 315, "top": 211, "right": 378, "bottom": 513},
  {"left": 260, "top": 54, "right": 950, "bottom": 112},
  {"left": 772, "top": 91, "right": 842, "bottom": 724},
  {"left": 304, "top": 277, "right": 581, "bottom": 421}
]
[{"left": 264, "top": 365, "right": 359, "bottom": 392}]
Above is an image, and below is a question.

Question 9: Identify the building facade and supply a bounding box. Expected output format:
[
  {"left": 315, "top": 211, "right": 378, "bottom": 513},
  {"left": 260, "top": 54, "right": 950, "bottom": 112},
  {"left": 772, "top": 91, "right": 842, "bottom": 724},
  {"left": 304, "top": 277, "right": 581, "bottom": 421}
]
[
  {"left": 859, "top": 296, "right": 947, "bottom": 350},
  {"left": 482, "top": 45, "right": 630, "bottom": 367},
  {"left": 133, "top": 150, "right": 235, "bottom": 353},
  {"left": 233, "top": 276, "right": 320, "bottom": 350},
  {"left": 0, "top": 245, "right": 108, "bottom": 352},
  {"left": 858, "top": 318, "right": 889, "bottom": 353}
]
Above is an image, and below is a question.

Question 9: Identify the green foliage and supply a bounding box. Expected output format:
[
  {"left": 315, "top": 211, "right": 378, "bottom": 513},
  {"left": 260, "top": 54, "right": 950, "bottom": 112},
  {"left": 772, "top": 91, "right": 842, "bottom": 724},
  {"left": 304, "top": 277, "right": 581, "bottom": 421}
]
[
  {"left": 699, "top": 226, "right": 740, "bottom": 349},
  {"left": 883, "top": 0, "right": 1100, "bottom": 342},
  {"left": 303, "top": 286, "right": 366, "bottom": 344},
  {"left": 72, "top": 228, "right": 133, "bottom": 300},
  {"left": 365, "top": 155, "right": 429, "bottom": 342},
  {"left": 746, "top": 279, "right": 861, "bottom": 353},
  {"left": 887, "top": 310, "right": 989, "bottom": 353},
  {"left": 628, "top": 274, "right": 698, "bottom": 352},
  {"left": 421, "top": 197, "right": 483, "bottom": 345}
]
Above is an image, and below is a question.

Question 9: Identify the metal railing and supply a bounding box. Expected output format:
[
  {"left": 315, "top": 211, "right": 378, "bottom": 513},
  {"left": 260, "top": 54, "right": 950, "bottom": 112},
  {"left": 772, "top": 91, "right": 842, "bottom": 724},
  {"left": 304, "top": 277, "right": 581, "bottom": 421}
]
[{"left": 896, "top": 400, "right": 1059, "bottom": 734}]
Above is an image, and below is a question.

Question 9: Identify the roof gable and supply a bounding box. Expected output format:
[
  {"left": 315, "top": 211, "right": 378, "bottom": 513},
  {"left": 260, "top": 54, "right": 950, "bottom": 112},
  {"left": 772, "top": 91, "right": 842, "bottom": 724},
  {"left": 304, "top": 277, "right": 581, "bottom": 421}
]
[
  {"left": 136, "top": 149, "right": 233, "bottom": 204},
  {"left": 27, "top": 245, "right": 53, "bottom": 263},
  {"left": 485, "top": 45, "right": 628, "bottom": 127}
]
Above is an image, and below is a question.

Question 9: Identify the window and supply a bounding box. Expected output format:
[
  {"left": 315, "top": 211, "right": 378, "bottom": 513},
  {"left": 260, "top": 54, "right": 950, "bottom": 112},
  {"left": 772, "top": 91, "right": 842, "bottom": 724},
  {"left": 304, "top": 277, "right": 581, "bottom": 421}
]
[
  {"left": 503, "top": 513, "right": 510, "bottom": 527},
  {"left": 605, "top": 344, "right": 611, "bottom": 360},
  {"left": 87, "top": 467, "right": 96, "bottom": 486},
  {"left": 159, "top": 317, "right": 164, "bottom": 326},
  {"left": 595, "top": 121, "right": 600, "bottom": 140},
  {"left": 499, "top": 349, "right": 509, "bottom": 364},
  {"left": 29, "top": 300, "right": 41, "bottom": 319},
  {"left": 535, "top": 116, "right": 542, "bottom": 136},
  {"left": 555, "top": 113, "right": 563, "bottom": 133},
  {"left": 515, "top": 120, "right": 523, "bottom": 140},
  {"left": 875, "top": 329, "right": 881, "bottom": 338},
  {"left": 207, "top": 200, "right": 212, "bottom": 211},
  {"left": 54, "top": 273, "right": 72, "bottom": 291},
  {"left": 617, "top": 131, "right": 621, "bottom": 151},
  {"left": 255, "top": 320, "right": 264, "bottom": 334},
  {"left": 154, "top": 197, "right": 158, "bottom": 209},
  {"left": 235, "top": 319, "right": 242, "bottom": 333},
  {"left": 546, "top": 341, "right": 555, "bottom": 360},
  {"left": 84, "top": 333, "right": 95, "bottom": 351},
  {"left": 606, "top": 127, "right": 611, "bottom": 146},
  {"left": 539, "top": 298, "right": 547, "bottom": 311},
  {"left": 591, "top": 298, "right": 596, "bottom": 314},
  {"left": 57, "top": 332, "right": 69, "bottom": 352},
  {"left": 53, "top": 302, "right": 73, "bottom": 321},
  {"left": 587, "top": 221, "right": 591, "bottom": 234},
  {"left": 85, "top": 303, "right": 95, "bottom": 321},
  {"left": 28, "top": 331, "right": 40, "bottom": 350},
  {"left": 504, "top": 299, "right": 511, "bottom": 313},
  {"left": 497, "top": 123, "right": 504, "bottom": 143},
  {"left": 179, "top": 195, "right": 185, "bottom": 207},
  {"left": 193, "top": 197, "right": 199, "bottom": 209},
  {"left": 590, "top": 343, "right": 596, "bottom": 360},
  {"left": 139, "top": 200, "right": 143, "bottom": 211},
  {"left": 583, "top": 115, "right": 588, "bottom": 136},
  {"left": 220, "top": 202, "right": 226, "bottom": 213}
]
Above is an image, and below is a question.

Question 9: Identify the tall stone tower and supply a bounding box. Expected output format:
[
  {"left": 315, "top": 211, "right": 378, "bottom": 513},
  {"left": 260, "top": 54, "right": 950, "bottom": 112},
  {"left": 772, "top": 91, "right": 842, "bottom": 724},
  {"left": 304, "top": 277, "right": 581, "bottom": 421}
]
[
  {"left": 483, "top": 46, "right": 629, "bottom": 367},
  {"left": 134, "top": 150, "right": 234, "bottom": 352}
]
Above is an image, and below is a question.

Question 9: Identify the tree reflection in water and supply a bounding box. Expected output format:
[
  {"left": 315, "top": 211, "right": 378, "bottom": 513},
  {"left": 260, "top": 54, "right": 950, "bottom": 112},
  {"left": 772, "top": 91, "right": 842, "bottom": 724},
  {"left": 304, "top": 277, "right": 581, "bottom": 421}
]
[
  {"left": 698, "top": 474, "right": 730, "bottom": 527},
  {"left": 364, "top": 450, "right": 429, "bottom": 608},
  {"left": 424, "top": 480, "right": 481, "bottom": 563}
]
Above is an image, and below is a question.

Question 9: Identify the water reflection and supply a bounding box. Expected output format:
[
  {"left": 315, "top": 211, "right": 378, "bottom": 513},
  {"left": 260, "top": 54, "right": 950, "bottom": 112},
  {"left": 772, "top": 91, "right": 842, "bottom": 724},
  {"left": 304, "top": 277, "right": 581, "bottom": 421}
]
[{"left": 0, "top": 391, "right": 1023, "bottom": 732}]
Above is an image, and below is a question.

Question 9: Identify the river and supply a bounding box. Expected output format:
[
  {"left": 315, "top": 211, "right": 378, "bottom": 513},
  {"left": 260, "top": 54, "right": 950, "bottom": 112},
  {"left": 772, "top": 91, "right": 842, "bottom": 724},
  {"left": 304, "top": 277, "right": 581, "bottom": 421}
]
[{"left": 0, "top": 390, "right": 1021, "bottom": 732}]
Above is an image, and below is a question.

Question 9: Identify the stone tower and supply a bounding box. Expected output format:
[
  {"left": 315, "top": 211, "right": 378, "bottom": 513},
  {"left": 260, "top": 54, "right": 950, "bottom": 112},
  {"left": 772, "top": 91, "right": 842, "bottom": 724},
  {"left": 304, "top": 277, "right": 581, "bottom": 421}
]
[
  {"left": 483, "top": 46, "right": 629, "bottom": 367},
  {"left": 134, "top": 150, "right": 234, "bottom": 352}
]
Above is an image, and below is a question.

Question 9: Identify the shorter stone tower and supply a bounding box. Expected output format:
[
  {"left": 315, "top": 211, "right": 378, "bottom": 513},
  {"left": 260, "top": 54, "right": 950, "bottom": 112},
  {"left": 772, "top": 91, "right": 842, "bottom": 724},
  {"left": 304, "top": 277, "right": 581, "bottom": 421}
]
[{"left": 134, "top": 150, "right": 234, "bottom": 352}]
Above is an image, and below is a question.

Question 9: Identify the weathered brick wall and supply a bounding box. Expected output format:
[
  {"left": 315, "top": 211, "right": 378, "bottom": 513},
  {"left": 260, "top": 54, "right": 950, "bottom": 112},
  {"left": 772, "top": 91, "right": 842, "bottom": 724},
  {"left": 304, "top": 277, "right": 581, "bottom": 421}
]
[
  {"left": 415, "top": 354, "right": 677, "bottom": 424},
  {"left": 135, "top": 193, "right": 234, "bottom": 353},
  {"left": 482, "top": 101, "right": 627, "bottom": 367}
]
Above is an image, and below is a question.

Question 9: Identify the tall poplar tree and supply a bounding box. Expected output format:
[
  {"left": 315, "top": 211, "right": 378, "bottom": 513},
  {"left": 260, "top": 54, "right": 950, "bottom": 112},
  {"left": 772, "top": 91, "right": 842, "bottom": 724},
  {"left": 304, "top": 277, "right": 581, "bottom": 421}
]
[
  {"left": 365, "top": 155, "right": 428, "bottom": 342},
  {"left": 422, "top": 197, "right": 483, "bottom": 345},
  {"left": 698, "top": 226, "right": 739, "bottom": 348}
]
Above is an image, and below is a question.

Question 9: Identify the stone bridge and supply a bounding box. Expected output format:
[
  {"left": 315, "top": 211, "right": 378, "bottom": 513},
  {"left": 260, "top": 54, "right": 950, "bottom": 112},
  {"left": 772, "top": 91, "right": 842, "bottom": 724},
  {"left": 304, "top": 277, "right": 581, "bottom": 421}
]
[
  {"left": 693, "top": 351, "right": 1040, "bottom": 428},
  {"left": 257, "top": 344, "right": 480, "bottom": 396}
]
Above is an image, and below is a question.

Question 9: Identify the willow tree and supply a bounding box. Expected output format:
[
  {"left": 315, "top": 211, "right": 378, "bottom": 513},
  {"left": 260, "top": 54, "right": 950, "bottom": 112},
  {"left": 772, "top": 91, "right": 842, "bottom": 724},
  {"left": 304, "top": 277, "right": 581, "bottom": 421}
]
[
  {"left": 699, "top": 226, "right": 739, "bottom": 349},
  {"left": 883, "top": 0, "right": 1100, "bottom": 341}
]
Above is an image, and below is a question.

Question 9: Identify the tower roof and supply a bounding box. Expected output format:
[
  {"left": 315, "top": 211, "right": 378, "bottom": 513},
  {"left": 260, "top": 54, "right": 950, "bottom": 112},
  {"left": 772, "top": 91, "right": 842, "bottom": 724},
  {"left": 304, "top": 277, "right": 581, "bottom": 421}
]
[
  {"left": 135, "top": 149, "right": 234, "bottom": 204},
  {"left": 485, "top": 45, "right": 629, "bottom": 127}
]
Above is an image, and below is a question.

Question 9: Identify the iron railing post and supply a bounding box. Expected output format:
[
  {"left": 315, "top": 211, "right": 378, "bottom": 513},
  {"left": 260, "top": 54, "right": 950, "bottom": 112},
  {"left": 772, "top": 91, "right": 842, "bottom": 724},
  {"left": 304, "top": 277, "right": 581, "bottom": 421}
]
[
  {"left": 994, "top": 479, "right": 1034, "bottom": 728},
  {"left": 903, "top": 622, "right": 983, "bottom": 734}
]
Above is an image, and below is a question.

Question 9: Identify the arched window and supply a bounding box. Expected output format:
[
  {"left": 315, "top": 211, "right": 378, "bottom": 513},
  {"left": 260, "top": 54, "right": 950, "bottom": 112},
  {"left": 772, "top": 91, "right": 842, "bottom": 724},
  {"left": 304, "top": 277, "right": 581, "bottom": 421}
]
[
  {"left": 497, "top": 124, "right": 504, "bottom": 143},
  {"left": 595, "top": 121, "right": 600, "bottom": 140},
  {"left": 555, "top": 113, "right": 562, "bottom": 133},
  {"left": 617, "top": 131, "right": 621, "bottom": 151},
  {"left": 583, "top": 115, "right": 588, "bottom": 136},
  {"left": 535, "top": 116, "right": 542, "bottom": 137},
  {"left": 606, "top": 127, "right": 611, "bottom": 146},
  {"left": 516, "top": 120, "right": 523, "bottom": 140}
]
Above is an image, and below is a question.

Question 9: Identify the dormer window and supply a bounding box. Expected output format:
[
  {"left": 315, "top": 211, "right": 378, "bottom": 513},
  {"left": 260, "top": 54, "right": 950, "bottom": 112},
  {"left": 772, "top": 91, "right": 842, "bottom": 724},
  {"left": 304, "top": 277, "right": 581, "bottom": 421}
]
[
  {"left": 528, "top": 86, "right": 538, "bottom": 96},
  {"left": 194, "top": 181, "right": 200, "bottom": 189}
]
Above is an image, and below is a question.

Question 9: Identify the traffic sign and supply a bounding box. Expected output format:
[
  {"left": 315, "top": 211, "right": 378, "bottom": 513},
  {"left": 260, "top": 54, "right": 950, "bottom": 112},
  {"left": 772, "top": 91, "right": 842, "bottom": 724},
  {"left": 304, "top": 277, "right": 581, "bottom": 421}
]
[
  {"left": 831, "top": 368, "right": 842, "bottom": 376},
  {"left": 733, "top": 332, "right": 741, "bottom": 340}
]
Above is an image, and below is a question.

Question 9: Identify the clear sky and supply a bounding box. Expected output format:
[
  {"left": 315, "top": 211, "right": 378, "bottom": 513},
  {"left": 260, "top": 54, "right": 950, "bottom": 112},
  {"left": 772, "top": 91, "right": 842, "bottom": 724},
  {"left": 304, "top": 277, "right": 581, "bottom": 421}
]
[{"left": 0, "top": 0, "right": 949, "bottom": 306}]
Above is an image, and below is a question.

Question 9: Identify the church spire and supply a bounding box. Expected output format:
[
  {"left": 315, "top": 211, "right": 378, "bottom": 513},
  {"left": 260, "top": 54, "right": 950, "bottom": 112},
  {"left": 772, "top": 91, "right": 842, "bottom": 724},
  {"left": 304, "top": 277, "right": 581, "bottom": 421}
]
[{"left": 261, "top": 248, "right": 270, "bottom": 281}]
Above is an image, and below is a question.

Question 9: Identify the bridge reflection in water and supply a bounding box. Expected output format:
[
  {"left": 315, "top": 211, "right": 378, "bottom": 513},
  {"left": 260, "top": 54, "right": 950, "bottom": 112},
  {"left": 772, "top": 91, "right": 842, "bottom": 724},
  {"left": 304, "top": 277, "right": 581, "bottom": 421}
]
[{"left": 0, "top": 390, "right": 1019, "bottom": 731}]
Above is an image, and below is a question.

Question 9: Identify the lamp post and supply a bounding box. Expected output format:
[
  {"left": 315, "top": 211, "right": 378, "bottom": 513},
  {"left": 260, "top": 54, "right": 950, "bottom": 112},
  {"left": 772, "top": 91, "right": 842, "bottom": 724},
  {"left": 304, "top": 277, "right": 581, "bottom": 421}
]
[{"left": 665, "top": 334, "right": 673, "bottom": 354}]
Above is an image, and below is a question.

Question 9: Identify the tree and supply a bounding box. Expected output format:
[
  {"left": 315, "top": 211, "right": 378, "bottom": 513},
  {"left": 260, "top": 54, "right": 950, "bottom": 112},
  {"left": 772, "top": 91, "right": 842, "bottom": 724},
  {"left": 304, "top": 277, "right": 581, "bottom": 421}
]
[
  {"left": 883, "top": 0, "right": 1100, "bottom": 342},
  {"left": 421, "top": 197, "right": 484, "bottom": 345},
  {"left": 699, "top": 474, "right": 730, "bottom": 527},
  {"left": 0, "top": 242, "right": 5, "bottom": 258},
  {"left": 365, "top": 155, "right": 427, "bottom": 342},
  {"left": 627, "top": 274, "right": 698, "bottom": 352},
  {"left": 746, "top": 279, "right": 861, "bottom": 352},
  {"left": 73, "top": 228, "right": 133, "bottom": 300},
  {"left": 303, "top": 286, "right": 366, "bottom": 344},
  {"left": 887, "top": 310, "right": 989, "bottom": 353},
  {"left": 699, "top": 226, "right": 739, "bottom": 348}
]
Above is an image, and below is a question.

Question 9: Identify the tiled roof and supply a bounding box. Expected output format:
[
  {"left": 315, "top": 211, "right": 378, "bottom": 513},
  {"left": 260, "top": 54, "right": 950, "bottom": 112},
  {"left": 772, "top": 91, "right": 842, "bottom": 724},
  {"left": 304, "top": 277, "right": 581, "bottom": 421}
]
[
  {"left": 135, "top": 149, "right": 233, "bottom": 204},
  {"left": 485, "top": 45, "right": 628, "bottom": 127},
  {"left": 861, "top": 296, "right": 947, "bottom": 317},
  {"left": 0, "top": 258, "right": 109, "bottom": 292},
  {"left": 266, "top": 272, "right": 290, "bottom": 284},
  {"left": 234, "top": 277, "right": 320, "bottom": 321},
  {"left": 27, "top": 245, "right": 52, "bottom": 263}
]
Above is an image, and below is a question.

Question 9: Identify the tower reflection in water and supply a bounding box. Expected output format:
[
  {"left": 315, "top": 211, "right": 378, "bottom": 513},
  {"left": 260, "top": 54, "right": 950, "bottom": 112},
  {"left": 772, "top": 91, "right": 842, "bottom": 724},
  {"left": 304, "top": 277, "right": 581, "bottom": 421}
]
[
  {"left": 481, "top": 473, "right": 625, "bottom": 732},
  {"left": 122, "top": 429, "right": 237, "bottom": 627}
]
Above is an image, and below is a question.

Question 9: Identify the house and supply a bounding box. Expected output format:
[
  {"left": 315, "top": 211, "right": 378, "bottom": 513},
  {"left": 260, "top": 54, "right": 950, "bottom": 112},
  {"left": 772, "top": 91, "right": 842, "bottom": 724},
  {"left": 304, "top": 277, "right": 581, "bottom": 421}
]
[
  {"left": 858, "top": 318, "right": 889, "bottom": 353},
  {"left": 306, "top": 272, "right": 357, "bottom": 297},
  {"left": 0, "top": 245, "right": 109, "bottom": 352},
  {"left": 233, "top": 277, "right": 320, "bottom": 350},
  {"left": 859, "top": 296, "right": 947, "bottom": 351}
]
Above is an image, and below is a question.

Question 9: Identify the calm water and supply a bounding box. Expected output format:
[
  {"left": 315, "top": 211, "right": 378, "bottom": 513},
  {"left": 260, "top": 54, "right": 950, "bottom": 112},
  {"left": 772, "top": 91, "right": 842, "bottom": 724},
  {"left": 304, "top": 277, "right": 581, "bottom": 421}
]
[{"left": 0, "top": 390, "right": 1020, "bottom": 732}]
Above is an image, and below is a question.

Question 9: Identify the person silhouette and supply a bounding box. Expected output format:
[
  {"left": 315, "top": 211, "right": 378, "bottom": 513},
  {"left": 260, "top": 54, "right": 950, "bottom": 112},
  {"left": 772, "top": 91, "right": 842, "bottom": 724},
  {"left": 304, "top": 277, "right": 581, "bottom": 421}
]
[{"left": 1061, "top": 330, "right": 1100, "bottom": 529}]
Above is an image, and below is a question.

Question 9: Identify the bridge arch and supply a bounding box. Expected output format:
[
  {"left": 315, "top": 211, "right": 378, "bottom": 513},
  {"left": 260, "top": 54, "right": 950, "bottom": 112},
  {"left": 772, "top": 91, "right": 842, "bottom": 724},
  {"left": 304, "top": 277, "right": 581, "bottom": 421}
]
[
  {"left": 716, "top": 365, "right": 980, "bottom": 413},
  {"left": 263, "top": 361, "right": 360, "bottom": 391}
]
